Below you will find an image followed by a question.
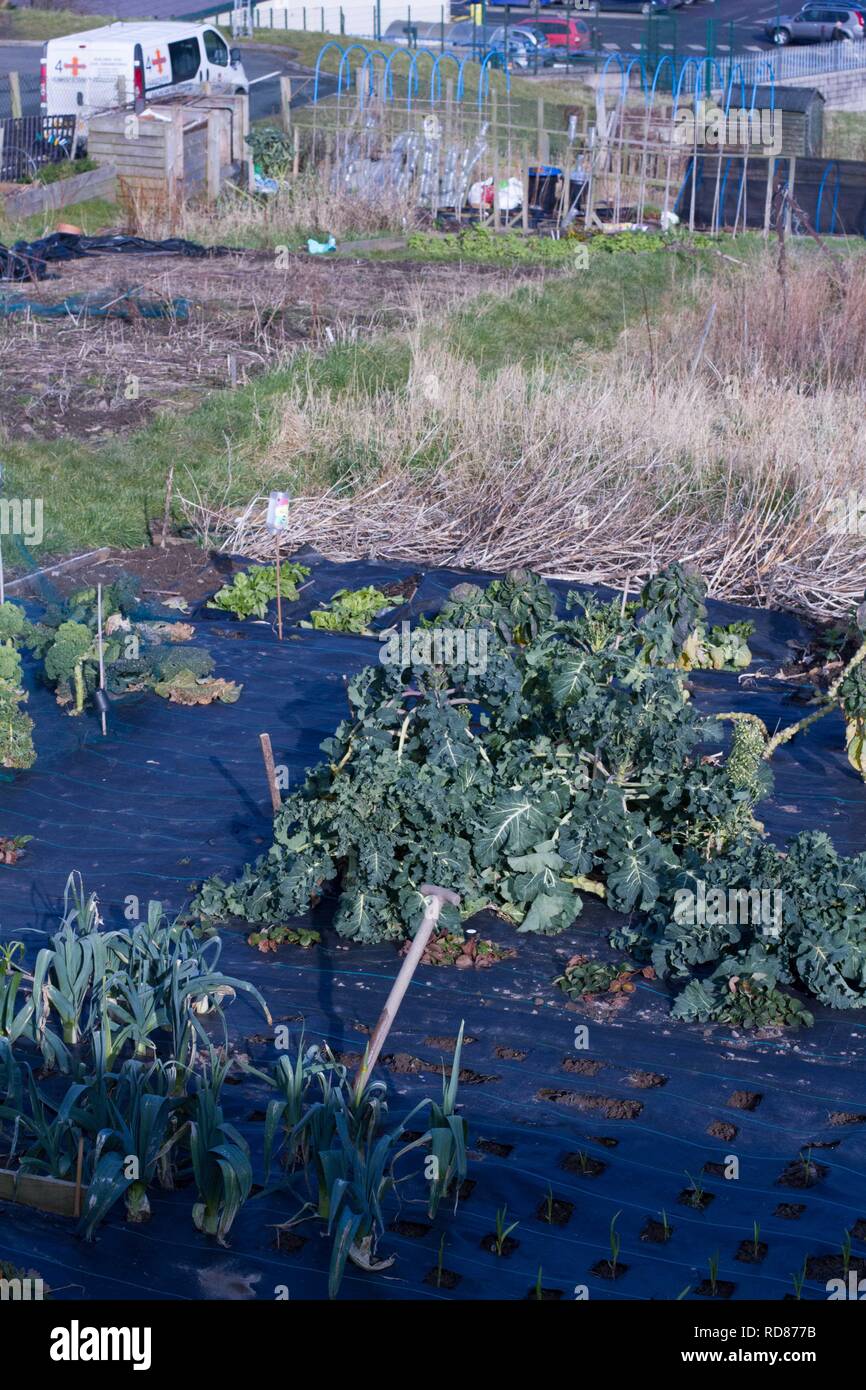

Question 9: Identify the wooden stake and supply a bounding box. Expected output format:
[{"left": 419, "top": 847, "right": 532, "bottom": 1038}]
[
  {"left": 8, "top": 72, "right": 21, "bottom": 121},
  {"left": 259, "top": 733, "right": 281, "bottom": 814},
  {"left": 353, "top": 885, "right": 460, "bottom": 1102},
  {"left": 279, "top": 75, "right": 292, "bottom": 133},
  {"left": 96, "top": 583, "right": 107, "bottom": 737}
]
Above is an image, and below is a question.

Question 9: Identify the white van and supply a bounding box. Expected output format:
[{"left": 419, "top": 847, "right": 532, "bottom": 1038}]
[{"left": 41, "top": 22, "right": 250, "bottom": 117}]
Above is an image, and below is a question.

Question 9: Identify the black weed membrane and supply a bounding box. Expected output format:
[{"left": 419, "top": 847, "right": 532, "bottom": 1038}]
[{"left": 1, "top": 552, "right": 865, "bottom": 1303}]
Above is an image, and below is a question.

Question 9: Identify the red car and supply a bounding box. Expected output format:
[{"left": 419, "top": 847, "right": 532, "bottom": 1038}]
[{"left": 514, "top": 17, "right": 592, "bottom": 49}]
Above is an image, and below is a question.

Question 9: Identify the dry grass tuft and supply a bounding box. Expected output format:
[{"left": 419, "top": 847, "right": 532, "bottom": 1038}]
[{"left": 174, "top": 172, "right": 423, "bottom": 248}]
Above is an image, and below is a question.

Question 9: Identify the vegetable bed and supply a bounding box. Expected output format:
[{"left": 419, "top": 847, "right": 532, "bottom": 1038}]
[{"left": 0, "top": 553, "right": 865, "bottom": 1301}]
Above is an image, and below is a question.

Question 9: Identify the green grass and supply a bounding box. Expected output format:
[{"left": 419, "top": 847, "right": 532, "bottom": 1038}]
[
  {"left": 447, "top": 246, "right": 712, "bottom": 371},
  {"left": 2, "top": 246, "right": 713, "bottom": 565},
  {"left": 0, "top": 195, "right": 119, "bottom": 245},
  {"left": 0, "top": 8, "right": 114, "bottom": 40},
  {"left": 825, "top": 111, "right": 866, "bottom": 162}
]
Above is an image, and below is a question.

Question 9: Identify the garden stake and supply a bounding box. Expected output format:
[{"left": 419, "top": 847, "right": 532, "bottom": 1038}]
[
  {"left": 275, "top": 537, "right": 283, "bottom": 641},
  {"left": 259, "top": 733, "right": 281, "bottom": 814},
  {"left": 353, "top": 883, "right": 460, "bottom": 1102},
  {"left": 0, "top": 460, "right": 3, "bottom": 605},
  {"left": 96, "top": 583, "right": 107, "bottom": 737}
]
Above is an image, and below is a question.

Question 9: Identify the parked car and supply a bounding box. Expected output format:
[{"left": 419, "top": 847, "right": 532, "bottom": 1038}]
[
  {"left": 489, "top": 25, "right": 556, "bottom": 65},
  {"left": 514, "top": 17, "right": 593, "bottom": 52},
  {"left": 766, "top": 4, "right": 865, "bottom": 42},
  {"left": 447, "top": 21, "right": 551, "bottom": 60},
  {"left": 41, "top": 21, "right": 249, "bottom": 117},
  {"left": 485, "top": 35, "right": 538, "bottom": 70},
  {"left": 494, "top": 24, "right": 562, "bottom": 65}
]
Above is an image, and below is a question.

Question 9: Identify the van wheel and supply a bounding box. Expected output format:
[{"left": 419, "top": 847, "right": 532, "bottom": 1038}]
[{"left": 771, "top": 27, "right": 791, "bottom": 43}]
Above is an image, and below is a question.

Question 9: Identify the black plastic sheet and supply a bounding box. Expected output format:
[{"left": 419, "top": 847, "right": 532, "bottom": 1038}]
[
  {"left": 0, "top": 232, "right": 233, "bottom": 284},
  {"left": 1, "top": 553, "right": 865, "bottom": 1302}
]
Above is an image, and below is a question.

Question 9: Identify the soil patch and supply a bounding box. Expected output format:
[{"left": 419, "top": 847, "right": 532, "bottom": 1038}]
[
  {"left": 537, "top": 1088, "right": 643, "bottom": 1120},
  {"left": 0, "top": 249, "right": 547, "bottom": 440},
  {"left": 727, "top": 1090, "right": 762, "bottom": 1111},
  {"left": 536, "top": 1197, "right": 574, "bottom": 1227}
]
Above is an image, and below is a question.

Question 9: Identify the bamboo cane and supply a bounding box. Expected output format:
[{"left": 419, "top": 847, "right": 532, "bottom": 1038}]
[{"left": 353, "top": 884, "right": 460, "bottom": 1102}]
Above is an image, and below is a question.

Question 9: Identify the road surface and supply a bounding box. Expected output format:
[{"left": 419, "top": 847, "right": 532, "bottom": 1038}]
[{"left": 0, "top": 42, "right": 335, "bottom": 118}]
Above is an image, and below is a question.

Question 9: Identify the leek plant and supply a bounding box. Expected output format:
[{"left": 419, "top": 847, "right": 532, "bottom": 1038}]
[
  {"left": 259, "top": 1040, "right": 342, "bottom": 1180},
  {"left": 0, "top": 958, "right": 31, "bottom": 1045},
  {"left": 32, "top": 921, "right": 108, "bottom": 1047},
  {"left": 80, "top": 1063, "right": 181, "bottom": 1236},
  {"left": 189, "top": 1055, "right": 253, "bottom": 1244},
  {"left": 425, "top": 1021, "right": 468, "bottom": 1219}
]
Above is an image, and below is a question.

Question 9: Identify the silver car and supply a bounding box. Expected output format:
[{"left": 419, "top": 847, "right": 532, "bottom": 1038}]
[{"left": 767, "top": 4, "right": 865, "bottom": 43}]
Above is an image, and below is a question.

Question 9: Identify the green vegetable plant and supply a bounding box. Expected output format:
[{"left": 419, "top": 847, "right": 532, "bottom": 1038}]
[
  {"left": 607, "top": 1211, "right": 622, "bottom": 1277},
  {"left": 424, "top": 1021, "right": 468, "bottom": 1219},
  {"left": 841, "top": 1229, "right": 853, "bottom": 1275},
  {"left": 0, "top": 638, "right": 35, "bottom": 769},
  {"left": 265, "top": 1037, "right": 468, "bottom": 1297},
  {"left": 405, "top": 225, "right": 715, "bottom": 266},
  {"left": 543, "top": 1184, "right": 555, "bottom": 1223},
  {"left": 491, "top": 1205, "right": 519, "bottom": 1256},
  {"left": 80, "top": 1062, "right": 181, "bottom": 1233},
  {"left": 245, "top": 126, "right": 293, "bottom": 177},
  {"left": 555, "top": 954, "right": 652, "bottom": 1002},
  {"left": 0, "top": 875, "right": 474, "bottom": 1275},
  {"left": 196, "top": 566, "right": 866, "bottom": 1024},
  {"left": 434, "top": 1233, "right": 447, "bottom": 1289},
  {"left": 3, "top": 577, "right": 242, "bottom": 720},
  {"left": 682, "top": 1171, "right": 707, "bottom": 1209},
  {"left": 208, "top": 563, "right": 310, "bottom": 620},
  {"left": 189, "top": 1054, "right": 253, "bottom": 1244},
  {"left": 305, "top": 586, "right": 404, "bottom": 635}
]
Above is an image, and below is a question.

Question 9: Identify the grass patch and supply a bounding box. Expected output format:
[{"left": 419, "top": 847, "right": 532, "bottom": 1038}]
[
  {"left": 446, "top": 246, "right": 710, "bottom": 371},
  {"left": 825, "top": 110, "right": 866, "bottom": 162},
  {"left": 0, "top": 195, "right": 119, "bottom": 245},
  {"left": 0, "top": 8, "right": 113, "bottom": 40}
]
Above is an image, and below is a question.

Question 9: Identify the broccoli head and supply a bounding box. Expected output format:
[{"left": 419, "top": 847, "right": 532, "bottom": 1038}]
[
  {"left": 43, "top": 622, "right": 95, "bottom": 714},
  {"left": 0, "top": 644, "right": 24, "bottom": 687},
  {"left": 106, "top": 656, "right": 151, "bottom": 695},
  {"left": 0, "top": 602, "right": 26, "bottom": 644},
  {"left": 146, "top": 645, "right": 214, "bottom": 683}
]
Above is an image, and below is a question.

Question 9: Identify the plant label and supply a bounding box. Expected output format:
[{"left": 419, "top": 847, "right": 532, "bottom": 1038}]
[{"left": 266, "top": 491, "right": 291, "bottom": 534}]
